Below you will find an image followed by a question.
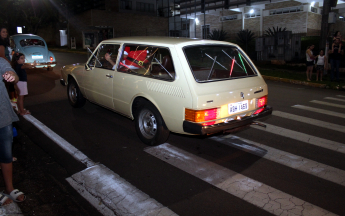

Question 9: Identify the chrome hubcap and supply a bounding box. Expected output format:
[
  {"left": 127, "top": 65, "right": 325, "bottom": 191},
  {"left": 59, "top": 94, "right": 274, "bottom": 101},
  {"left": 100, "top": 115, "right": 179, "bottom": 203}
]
[{"left": 138, "top": 109, "right": 157, "bottom": 139}]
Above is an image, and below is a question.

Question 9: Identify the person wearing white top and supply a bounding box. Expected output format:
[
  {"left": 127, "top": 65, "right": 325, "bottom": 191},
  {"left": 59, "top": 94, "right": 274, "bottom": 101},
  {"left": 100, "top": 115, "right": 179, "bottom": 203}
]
[
  {"left": 315, "top": 50, "right": 327, "bottom": 81},
  {"left": 305, "top": 45, "right": 316, "bottom": 81}
]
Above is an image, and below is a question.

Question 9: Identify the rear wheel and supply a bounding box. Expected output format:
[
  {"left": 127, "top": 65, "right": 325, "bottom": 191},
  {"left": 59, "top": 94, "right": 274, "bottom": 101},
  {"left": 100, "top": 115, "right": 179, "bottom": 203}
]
[
  {"left": 135, "top": 102, "right": 170, "bottom": 146},
  {"left": 67, "top": 79, "right": 86, "bottom": 108}
]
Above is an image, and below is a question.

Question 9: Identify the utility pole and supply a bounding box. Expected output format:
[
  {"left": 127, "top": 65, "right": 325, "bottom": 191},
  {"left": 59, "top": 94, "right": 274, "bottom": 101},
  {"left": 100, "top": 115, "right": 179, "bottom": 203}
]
[{"left": 319, "top": 0, "right": 333, "bottom": 50}]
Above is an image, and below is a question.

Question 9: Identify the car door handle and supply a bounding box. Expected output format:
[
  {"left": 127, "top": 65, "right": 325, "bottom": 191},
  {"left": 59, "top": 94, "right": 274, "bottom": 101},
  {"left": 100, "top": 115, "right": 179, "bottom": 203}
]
[{"left": 106, "top": 74, "right": 113, "bottom": 78}]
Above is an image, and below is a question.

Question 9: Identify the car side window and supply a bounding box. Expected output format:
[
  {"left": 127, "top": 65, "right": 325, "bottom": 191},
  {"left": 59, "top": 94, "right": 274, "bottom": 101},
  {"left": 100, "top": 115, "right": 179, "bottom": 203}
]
[
  {"left": 95, "top": 44, "right": 120, "bottom": 70},
  {"left": 116, "top": 45, "right": 175, "bottom": 81}
]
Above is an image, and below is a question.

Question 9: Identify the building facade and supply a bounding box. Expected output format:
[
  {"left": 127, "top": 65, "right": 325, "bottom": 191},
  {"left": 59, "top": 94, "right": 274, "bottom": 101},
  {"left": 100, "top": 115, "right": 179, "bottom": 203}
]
[{"left": 170, "top": 0, "right": 345, "bottom": 39}]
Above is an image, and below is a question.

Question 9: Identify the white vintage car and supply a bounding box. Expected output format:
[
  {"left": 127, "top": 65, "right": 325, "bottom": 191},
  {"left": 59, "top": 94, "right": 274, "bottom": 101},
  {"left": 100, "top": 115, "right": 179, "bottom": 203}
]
[{"left": 60, "top": 37, "right": 272, "bottom": 145}]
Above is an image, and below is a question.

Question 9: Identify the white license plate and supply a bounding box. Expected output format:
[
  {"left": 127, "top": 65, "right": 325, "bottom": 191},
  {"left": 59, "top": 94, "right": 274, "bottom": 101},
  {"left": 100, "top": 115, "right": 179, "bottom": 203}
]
[
  {"left": 32, "top": 55, "right": 43, "bottom": 59},
  {"left": 228, "top": 100, "right": 249, "bottom": 114}
]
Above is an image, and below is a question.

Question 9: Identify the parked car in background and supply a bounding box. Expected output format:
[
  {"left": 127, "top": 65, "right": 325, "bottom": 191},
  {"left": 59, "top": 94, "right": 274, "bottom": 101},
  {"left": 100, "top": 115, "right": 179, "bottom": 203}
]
[
  {"left": 10, "top": 34, "right": 56, "bottom": 70},
  {"left": 60, "top": 37, "right": 272, "bottom": 145}
]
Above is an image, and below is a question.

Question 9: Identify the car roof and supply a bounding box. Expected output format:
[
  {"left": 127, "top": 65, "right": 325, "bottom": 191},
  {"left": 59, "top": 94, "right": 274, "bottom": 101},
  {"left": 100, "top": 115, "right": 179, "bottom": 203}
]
[
  {"left": 10, "top": 34, "right": 45, "bottom": 41},
  {"left": 101, "top": 36, "right": 235, "bottom": 46}
]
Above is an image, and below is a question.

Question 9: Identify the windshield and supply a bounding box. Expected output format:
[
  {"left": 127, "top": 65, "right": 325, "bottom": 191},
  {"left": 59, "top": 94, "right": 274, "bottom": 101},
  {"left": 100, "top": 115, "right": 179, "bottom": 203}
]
[
  {"left": 19, "top": 39, "right": 45, "bottom": 47},
  {"left": 183, "top": 45, "right": 257, "bottom": 82}
]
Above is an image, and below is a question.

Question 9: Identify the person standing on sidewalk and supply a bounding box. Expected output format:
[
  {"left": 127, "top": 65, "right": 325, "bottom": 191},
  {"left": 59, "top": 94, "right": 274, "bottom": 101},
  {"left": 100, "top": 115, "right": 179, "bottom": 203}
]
[
  {"left": 305, "top": 45, "right": 316, "bottom": 81},
  {"left": 315, "top": 50, "right": 327, "bottom": 81},
  {"left": 0, "top": 57, "right": 26, "bottom": 206},
  {"left": 329, "top": 38, "right": 344, "bottom": 82},
  {"left": 0, "top": 27, "right": 17, "bottom": 103}
]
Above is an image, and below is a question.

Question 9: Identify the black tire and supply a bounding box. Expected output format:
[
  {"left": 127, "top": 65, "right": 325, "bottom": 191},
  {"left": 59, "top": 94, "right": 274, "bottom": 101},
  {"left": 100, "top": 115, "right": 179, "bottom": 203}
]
[
  {"left": 134, "top": 102, "right": 170, "bottom": 146},
  {"left": 67, "top": 79, "right": 86, "bottom": 108}
]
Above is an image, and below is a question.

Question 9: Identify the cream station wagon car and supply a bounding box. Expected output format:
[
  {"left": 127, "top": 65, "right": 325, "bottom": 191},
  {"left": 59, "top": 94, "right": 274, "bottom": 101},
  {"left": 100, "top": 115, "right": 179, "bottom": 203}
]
[{"left": 60, "top": 37, "right": 272, "bottom": 145}]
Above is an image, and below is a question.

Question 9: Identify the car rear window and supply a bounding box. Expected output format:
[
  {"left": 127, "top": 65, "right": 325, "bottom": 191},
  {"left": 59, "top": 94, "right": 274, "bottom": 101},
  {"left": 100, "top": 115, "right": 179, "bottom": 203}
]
[
  {"left": 19, "top": 39, "right": 45, "bottom": 47},
  {"left": 183, "top": 45, "right": 257, "bottom": 82}
]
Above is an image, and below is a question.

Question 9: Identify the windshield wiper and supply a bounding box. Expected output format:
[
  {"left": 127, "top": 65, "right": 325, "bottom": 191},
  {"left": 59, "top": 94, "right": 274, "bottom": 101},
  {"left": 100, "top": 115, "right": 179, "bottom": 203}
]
[
  {"left": 205, "top": 53, "right": 227, "bottom": 70},
  {"left": 87, "top": 47, "right": 102, "bottom": 67},
  {"left": 222, "top": 50, "right": 244, "bottom": 71},
  {"left": 207, "top": 56, "right": 217, "bottom": 80}
]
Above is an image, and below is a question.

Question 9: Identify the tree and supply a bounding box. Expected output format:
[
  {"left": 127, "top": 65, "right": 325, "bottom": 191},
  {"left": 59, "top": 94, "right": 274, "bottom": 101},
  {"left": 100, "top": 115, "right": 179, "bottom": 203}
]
[
  {"left": 264, "top": 26, "right": 287, "bottom": 36},
  {"left": 208, "top": 29, "right": 228, "bottom": 41},
  {"left": 236, "top": 29, "right": 255, "bottom": 52},
  {"left": 0, "top": 0, "right": 58, "bottom": 35}
]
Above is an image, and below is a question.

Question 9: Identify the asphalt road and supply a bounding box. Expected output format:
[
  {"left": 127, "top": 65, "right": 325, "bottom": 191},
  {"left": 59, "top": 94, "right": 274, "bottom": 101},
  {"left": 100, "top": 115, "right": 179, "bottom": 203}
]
[{"left": 16, "top": 51, "right": 345, "bottom": 216}]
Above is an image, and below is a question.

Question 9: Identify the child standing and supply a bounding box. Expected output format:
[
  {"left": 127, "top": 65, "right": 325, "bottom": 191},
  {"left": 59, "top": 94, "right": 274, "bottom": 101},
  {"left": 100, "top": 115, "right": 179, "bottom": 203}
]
[
  {"left": 11, "top": 53, "right": 36, "bottom": 115},
  {"left": 315, "top": 50, "right": 327, "bottom": 81}
]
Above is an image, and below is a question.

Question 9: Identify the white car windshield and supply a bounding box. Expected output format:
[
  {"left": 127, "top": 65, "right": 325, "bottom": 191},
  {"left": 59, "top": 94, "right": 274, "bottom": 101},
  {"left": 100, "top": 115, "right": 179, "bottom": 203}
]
[{"left": 184, "top": 45, "right": 257, "bottom": 82}]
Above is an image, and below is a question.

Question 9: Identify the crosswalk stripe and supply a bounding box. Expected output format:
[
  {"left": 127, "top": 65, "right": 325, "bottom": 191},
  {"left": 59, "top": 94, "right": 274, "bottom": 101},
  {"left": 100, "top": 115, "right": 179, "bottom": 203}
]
[
  {"left": 324, "top": 97, "right": 345, "bottom": 102},
  {"left": 145, "top": 144, "right": 336, "bottom": 216},
  {"left": 272, "top": 111, "right": 345, "bottom": 133},
  {"left": 251, "top": 122, "right": 345, "bottom": 154},
  {"left": 310, "top": 100, "right": 345, "bottom": 109},
  {"left": 210, "top": 135, "right": 345, "bottom": 187},
  {"left": 337, "top": 95, "right": 345, "bottom": 98},
  {"left": 292, "top": 105, "right": 345, "bottom": 118}
]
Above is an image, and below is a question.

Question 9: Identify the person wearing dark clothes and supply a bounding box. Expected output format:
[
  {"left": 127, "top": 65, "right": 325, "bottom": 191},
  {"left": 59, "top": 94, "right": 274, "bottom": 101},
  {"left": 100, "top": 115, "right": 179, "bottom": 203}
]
[
  {"left": 11, "top": 53, "right": 36, "bottom": 115},
  {"left": 329, "top": 38, "right": 344, "bottom": 82}
]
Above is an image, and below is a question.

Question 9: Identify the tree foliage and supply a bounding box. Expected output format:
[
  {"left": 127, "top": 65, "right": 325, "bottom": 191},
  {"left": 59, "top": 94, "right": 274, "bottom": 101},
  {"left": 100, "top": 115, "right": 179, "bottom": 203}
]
[
  {"left": 0, "top": 0, "right": 58, "bottom": 35},
  {"left": 236, "top": 29, "right": 255, "bottom": 45},
  {"left": 208, "top": 29, "right": 228, "bottom": 41},
  {"left": 264, "top": 26, "right": 287, "bottom": 36}
]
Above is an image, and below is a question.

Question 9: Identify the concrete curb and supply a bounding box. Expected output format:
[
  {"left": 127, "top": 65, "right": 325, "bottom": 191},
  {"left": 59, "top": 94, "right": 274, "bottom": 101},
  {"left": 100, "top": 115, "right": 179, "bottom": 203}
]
[{"left": 262, "top": 75, "right": 327, "bottom": 88}]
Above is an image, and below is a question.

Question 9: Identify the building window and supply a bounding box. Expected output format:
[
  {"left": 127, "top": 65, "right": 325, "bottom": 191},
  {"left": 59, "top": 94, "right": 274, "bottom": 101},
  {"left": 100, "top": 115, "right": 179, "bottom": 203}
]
[
  {"left": 221, "top": 14, "right": 238, "bottom": 21},
  {"left": 202, "top": 25, "right": 210, "bottom": 39},
  {"left": 311, "top": 7, "right": 318, "bottom": 13},
  {"left": 270, "top": 6, "right": 303, "bottom": 15},
  {"left": 182, "top": 23, "right": 189, "bottom": 30},
  {"left": 339, "top": 16, "right": 345, "bottom": 21},
  {"left": 136, "top": 2, "right": 155, "bottom": 13},
  {"left": 245, "top": 11, "right": 261, "bottom": 18},
  {"left": 120, "top": 0, "right": 132, "bottom": 10}
]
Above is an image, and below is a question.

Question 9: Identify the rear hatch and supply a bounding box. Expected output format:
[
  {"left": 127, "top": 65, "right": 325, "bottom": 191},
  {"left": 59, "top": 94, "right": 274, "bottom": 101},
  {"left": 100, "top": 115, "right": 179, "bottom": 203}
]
[{"left": 183, "top": 44, "right": 268, "bottom": 124}]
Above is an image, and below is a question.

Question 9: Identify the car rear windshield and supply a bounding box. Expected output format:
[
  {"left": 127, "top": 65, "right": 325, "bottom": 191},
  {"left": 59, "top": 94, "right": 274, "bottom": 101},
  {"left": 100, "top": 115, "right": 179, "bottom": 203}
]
[
  {"left": 183, "top": 45, "right": 257, "bottom": 82},
  {"left": 19, "top": 39, "right": 45, "bottom": 47}
]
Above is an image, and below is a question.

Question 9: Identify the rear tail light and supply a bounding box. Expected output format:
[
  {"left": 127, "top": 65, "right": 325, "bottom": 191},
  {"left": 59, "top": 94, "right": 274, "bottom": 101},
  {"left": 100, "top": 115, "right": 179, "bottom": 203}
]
[
  {"left": 256, "top": 95, "right": 267, "bottom": 108},
  {"left": 253, "top": 107, "right": 265, "bottom": 115},
  {"left": 50, "top": 56, "right": 53, "bottom": 61},
  {"left": 185, "top": 108, "right": 218, "bottom": 126}
]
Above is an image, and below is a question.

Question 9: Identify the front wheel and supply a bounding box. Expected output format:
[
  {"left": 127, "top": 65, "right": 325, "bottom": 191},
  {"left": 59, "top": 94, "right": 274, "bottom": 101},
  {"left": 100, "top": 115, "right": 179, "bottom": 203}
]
[
  {"left": 67, "top": 79, "right": 86, "bottom": 108},
  {"left": 135, "top": 102, "right": 170, "bottom": 146}
]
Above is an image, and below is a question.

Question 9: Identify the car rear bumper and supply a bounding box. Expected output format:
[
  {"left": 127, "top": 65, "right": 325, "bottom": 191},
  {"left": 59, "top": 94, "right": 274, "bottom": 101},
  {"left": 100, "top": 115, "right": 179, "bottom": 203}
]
[
  {"left": 183, "top": 106, "right": 273, "bottom": 135},
  {"left": 33, "top": 62, "right": 57, "bottom": 68}
]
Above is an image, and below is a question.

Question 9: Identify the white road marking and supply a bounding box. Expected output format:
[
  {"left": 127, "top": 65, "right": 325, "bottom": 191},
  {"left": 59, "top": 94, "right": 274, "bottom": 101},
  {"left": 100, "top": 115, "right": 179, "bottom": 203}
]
[
  {"left": 67, "top": 165, "right": 177, "bottom": 216},
  {"left": 251, "top": 122, "right": 345, "bottom": 154},
  {"left": 324, "top": 97, "right": 345, "bottom": 102},
  {"left": 292, "top": 105, "right": 345, "bottom": 118},
  {"left": 336, "top": 95, "right": 345, "bottom": 98},
  {"left": 310, "top": 100, "right": 345, "bottom": 109},
  {"left": 210, "top": 135, "right": 345, "bottom": 187},
  {"left": 145, "top": 144, "right": 336, "bottom": 216},
  {"left": 272, "top": 111, "right": 345, "bottom": 133},
  {"left": 21, "top": 114, "right": 177, "bottom": 216}
]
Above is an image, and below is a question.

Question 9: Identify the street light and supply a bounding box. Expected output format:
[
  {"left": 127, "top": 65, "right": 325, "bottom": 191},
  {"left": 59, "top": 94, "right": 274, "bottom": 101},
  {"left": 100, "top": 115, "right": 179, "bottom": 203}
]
[{"left": 250, "top": 9, "right": 254, "bottom": 14}]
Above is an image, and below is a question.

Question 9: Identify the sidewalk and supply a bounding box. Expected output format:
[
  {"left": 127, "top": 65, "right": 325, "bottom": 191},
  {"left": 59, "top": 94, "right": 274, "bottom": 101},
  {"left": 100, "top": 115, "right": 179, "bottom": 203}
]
[{"left": 0, "top": 106, "right": 101, "bottom": 216}]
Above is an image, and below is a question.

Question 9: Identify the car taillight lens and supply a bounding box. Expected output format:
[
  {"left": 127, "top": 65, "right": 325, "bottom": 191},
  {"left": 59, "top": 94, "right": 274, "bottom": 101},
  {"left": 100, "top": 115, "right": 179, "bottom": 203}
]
[
  {"left": 185, "top": 108, "right": 218, "bottom": 126},
  {"left": 50, "top": 56, "right": 53, "bottom": 61},
  {"left": 253, "top": 107, "right": 265, "bottom": 115},
  {"left": 256, "top": 95, "right": 267, "bottom": 108}
]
